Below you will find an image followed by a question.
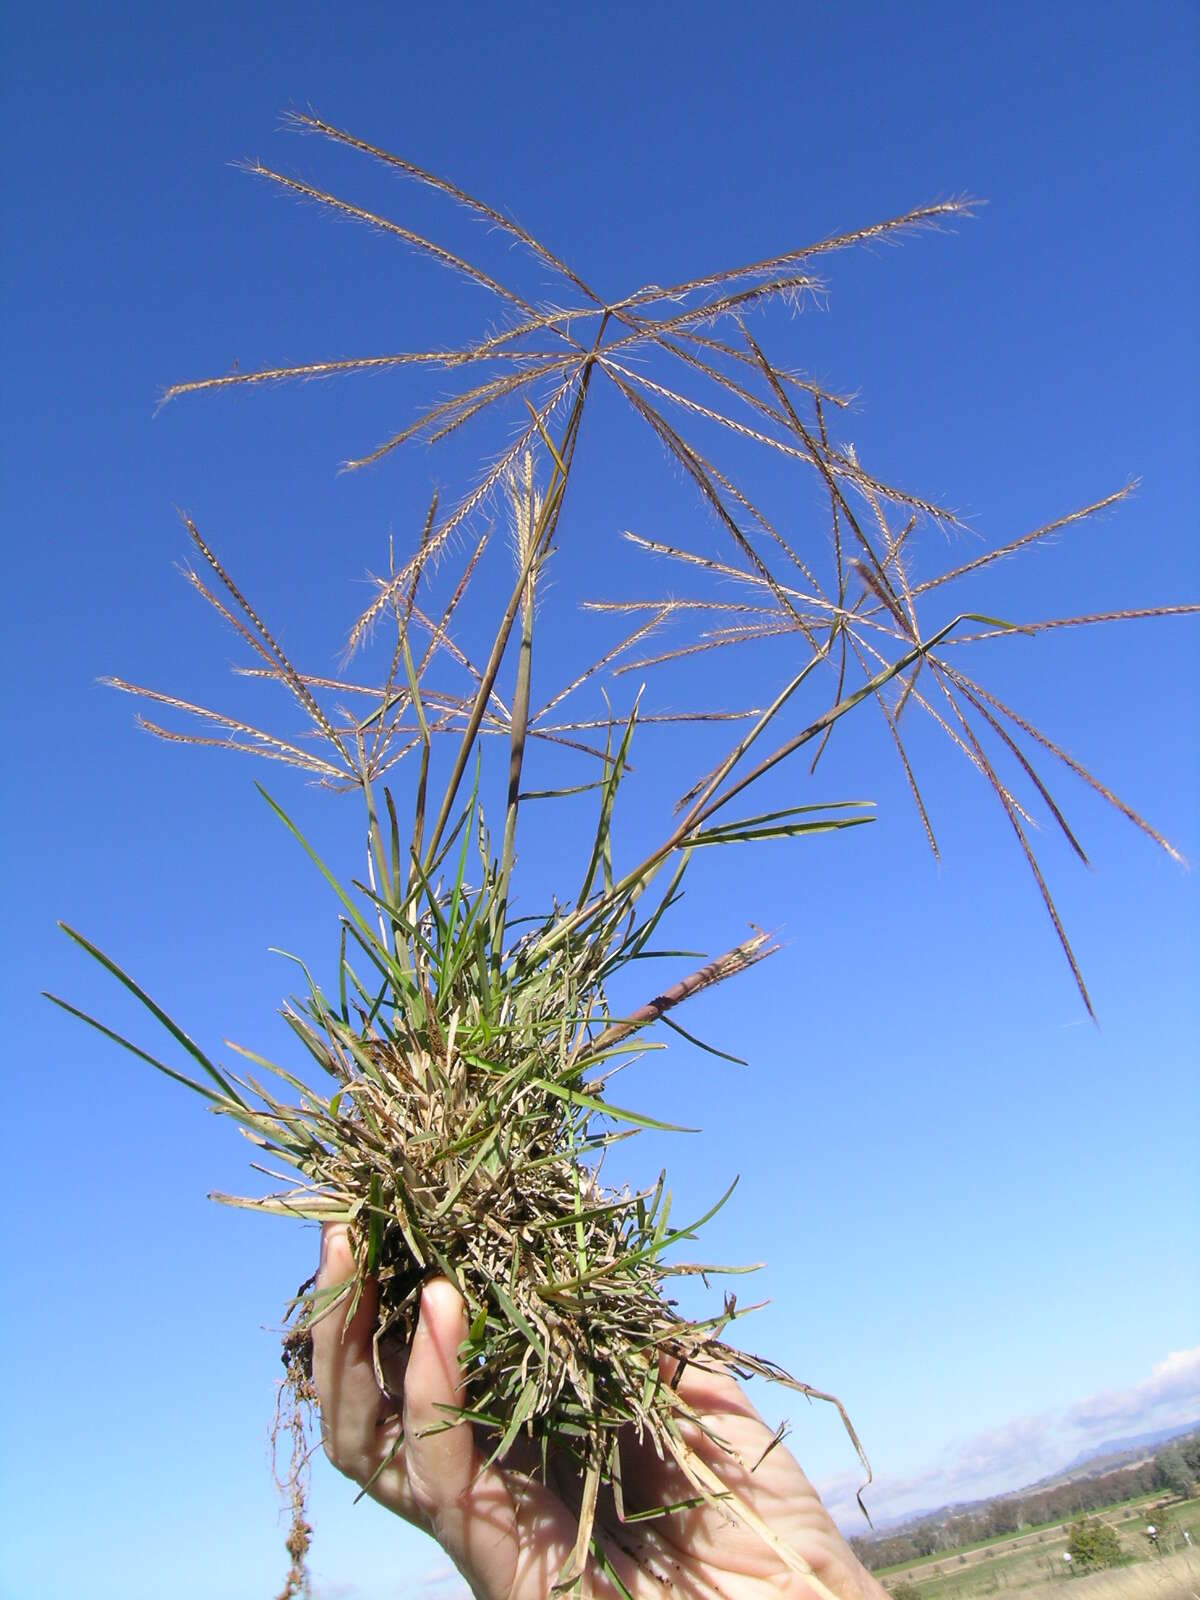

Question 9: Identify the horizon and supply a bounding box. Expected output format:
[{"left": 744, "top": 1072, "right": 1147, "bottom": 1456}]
[
  {"left": 825, "top": 1344, "right": 1200, "bottom": 1529},
  {"left": 824, "top": 1352, "right": 1200, "bottom": 1531}
]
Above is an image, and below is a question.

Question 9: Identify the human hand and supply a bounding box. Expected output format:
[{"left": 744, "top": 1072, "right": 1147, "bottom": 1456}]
[{"left": 313, "top": 1223, "right": 887, "bottom": 1600}]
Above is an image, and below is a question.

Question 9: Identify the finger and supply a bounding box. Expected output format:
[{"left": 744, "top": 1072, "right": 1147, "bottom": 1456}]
[
  {"left": 617, "top": 1356, "right": 764, "bottom": 1504},
  {"left": 310, "top": 1224, "right": 393, "bottom": 1485},
  {"left": 616, "top": 1361, "right": 809, "bottom": 1575},
  {"left": 662, "top": 1354, "right": 764, "bottom": 1423},
  {"left": 402, "top": 1280, "right": 528, "bottom": 1597},
  {"left": 402, "top": 1279, "right": 477, "bottom": 1510}
]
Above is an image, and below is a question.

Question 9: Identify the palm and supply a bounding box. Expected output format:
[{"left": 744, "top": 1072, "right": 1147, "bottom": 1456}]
[
  {"left": 504, "top": 1401, "right": 881, "bottom": 1600},
  {"left": 313, "top": 1227, "right": 883, "bottom": 1600}
]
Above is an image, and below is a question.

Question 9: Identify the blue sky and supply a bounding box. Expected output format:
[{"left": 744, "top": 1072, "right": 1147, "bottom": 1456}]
[{"left": 2, "top": 3, "right": 1197, "bottom": 1598}]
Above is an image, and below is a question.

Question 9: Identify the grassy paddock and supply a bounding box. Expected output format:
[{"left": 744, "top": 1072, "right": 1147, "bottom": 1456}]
[
  {"left": 883, "top": 1497, "right": 1200, "bottom": 1600},
  {"left": 879, "top": 1491, "right": 1176, "bottom": 1576},
  {"left": 1020, "top": 1548, "right": 1200, "bottom": 1600}
]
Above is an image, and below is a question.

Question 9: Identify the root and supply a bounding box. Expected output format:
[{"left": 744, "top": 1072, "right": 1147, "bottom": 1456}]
[{"left": 272, "top": 1333, "right": 318, "bottom": 1600}]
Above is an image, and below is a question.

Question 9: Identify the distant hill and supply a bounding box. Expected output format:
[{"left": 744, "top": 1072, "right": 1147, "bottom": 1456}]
[
  {"left": 1057, "top": 1422, "right": 1200, "bottom": 1477},
  {"left": 866, "top": 1420, "right": 1200, "bottom": 1534}
]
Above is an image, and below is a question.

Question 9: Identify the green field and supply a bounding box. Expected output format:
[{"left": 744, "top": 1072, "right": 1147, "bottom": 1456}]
[
  {"left": 880, "top": 1495, "right": 1200, "bottom": 1600},
  {"left": 878, "top": 1492, "right": 1168, "bottom": 1577}
]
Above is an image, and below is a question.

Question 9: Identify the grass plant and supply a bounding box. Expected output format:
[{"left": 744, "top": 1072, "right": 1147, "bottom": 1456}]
[{"left": 47, "top": 114, "right": 1198, "bottom": 1596}]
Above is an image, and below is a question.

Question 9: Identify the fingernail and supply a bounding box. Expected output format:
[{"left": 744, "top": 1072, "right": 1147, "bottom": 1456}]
[{"left": 416, "top": 1281, "right": 434, "bottom": 1333}]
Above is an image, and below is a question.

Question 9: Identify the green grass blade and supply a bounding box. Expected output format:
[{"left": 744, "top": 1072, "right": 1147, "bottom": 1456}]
[
  {"left": 56, "top": 924, "right": 247, "bottom": 1106},
  {"left": 660, "top": 1014, "right": 747, "bottom": 1065},
  {"left": 44, "top": 992, "right": 224, "bottom": 1103},
  {"left": 688, "top": 814, "right": 874, "bottom": 847},
  {"left": 577, "top": 702, "right": 638, "bottom": 908},
  {"left": 531, "top": 1077, "right": 699, "bottom": 1133},
  {"left": 661, "top": 1176, "right": 740, "bottom": 1251},
  {"left": 256, "top": 785, "right": 394, "bottom": 970}
]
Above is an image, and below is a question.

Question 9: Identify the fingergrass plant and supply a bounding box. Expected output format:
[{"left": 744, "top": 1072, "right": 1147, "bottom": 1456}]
[{"left": 49, "top": 115, "right": 1197, "bottom": 1597}]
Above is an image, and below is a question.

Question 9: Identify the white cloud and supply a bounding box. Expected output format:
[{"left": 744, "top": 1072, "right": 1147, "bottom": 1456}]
[
  {"left": 1065, "top": 1347, "right": 1200, "bottom": 1435},
  {"left": 950, "top": 1413, "right": 1057, "bottom": 1482},
  {"left": 821, "top": 1346, "right": 1200, "bottom": 1529}
]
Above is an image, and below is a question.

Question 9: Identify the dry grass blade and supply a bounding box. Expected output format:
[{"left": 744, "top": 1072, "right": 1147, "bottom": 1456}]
[
  {"left": 603, "top": 356, "right": 826, "bottom": 469},
  {"left": 533, "top": 709, "right": 763, "bottom": 732},
  {"left": 610, "top": 273, "right": 826, "bottom": 342},
  {"left": 406, "top": 522, "right": 496, "bottom": 693},
  {"left": 583, "top": 596, "right": 774, "bottom": 618},
  {"left": 686, "top": 450, "right": 832, "bottom": 600},
  {"left": 739, "top": 322, "right": 934, "bottom": 593},
  {"left": 133, "top": 719, "right": 350, "bottom": 778},
  {"left": 638, "top": 331, "right": 817, "bottom": 443},
  {"left": 953, "top": 677, "right": 1089, "bottom": 865},
  {"left": 409, "top": 603, "right": 512, "bottom": 717},
  {"left": 612, "top": 532, "right": 892, "bottom": 642}
]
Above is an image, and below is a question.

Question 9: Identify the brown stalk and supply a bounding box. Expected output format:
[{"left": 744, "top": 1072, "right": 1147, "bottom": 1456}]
[{"left": 585, "top": 932, "right": 775, "bottom": 1055}]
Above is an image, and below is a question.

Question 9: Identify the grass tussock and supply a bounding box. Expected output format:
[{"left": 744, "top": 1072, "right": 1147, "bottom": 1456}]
[{"left": 49, "top": 114, "right": 1198, "bottom": 1596}]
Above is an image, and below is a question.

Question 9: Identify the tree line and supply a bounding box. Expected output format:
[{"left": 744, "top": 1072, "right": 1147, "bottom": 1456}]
[{"left": 851, "top": 1432, "right": 1200, "bottom": 1571}]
